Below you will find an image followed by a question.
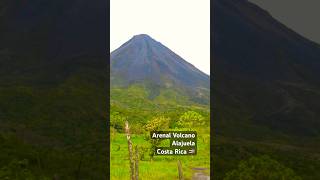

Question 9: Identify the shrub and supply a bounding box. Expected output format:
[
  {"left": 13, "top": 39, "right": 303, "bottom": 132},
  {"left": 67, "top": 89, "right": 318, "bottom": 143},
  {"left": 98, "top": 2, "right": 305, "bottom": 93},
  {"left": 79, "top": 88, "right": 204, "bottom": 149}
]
[
  {"left": 224, "top": 155, "right": 302, "bottom": 180},
  {"left": 177, "top": 111, "right": 205, "bottom": 128}
]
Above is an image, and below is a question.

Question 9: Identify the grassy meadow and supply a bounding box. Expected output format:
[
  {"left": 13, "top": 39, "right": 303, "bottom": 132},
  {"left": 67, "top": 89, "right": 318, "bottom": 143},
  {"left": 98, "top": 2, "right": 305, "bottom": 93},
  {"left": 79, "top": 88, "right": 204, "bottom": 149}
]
[
  {"left": 110, "top": 132, "right": 210, "bottom": 180},
  {"left": 110, "top": 84, "right": 210, "bottom": 179}
]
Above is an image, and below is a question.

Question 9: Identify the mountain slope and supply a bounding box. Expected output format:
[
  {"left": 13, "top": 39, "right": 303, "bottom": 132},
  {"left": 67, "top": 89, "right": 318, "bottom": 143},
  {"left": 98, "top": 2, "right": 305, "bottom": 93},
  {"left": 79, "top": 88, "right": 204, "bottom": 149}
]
[
  {"left": 0, "top": 0, "right": 108, "bottom": 179},
  {"left": 1, "top": 0, "right": 106, "bottom": 58},
  {"left": 213, "top": 0, "right": 320, "bottom": 179},
  {"left": 214, "top": 0, "right": 320, "bottom": 137},
  {"left": 111, "top": 34, "right": 210, "bottom": 104}
]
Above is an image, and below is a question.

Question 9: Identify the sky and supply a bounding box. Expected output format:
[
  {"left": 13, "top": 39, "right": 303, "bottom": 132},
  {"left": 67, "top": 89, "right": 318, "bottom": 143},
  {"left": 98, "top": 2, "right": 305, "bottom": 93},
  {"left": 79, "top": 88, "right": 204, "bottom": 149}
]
[
  {"left": 249, "top": 0, "right": 320, "bottom": 44},
  {"left": 110, "top": 0, "right": 210, "bottom": 75}
]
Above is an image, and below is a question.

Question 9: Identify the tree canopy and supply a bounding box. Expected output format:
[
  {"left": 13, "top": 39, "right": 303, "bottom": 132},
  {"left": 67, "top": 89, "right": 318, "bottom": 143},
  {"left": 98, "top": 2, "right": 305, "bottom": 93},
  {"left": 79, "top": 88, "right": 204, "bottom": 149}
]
[{"left": 224, "top": 155, "right": 301, "bottom": 180}]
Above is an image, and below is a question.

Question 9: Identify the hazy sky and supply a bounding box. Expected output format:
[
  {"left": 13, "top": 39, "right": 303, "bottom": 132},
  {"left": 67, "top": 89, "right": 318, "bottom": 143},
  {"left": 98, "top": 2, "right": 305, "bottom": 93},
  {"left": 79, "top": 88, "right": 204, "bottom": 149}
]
[
  {"left": 249, "top": 0, "right": 320, "bottom": 44},
  {"left": 110, "top": 0, "right": 210, "bottom": 75}
]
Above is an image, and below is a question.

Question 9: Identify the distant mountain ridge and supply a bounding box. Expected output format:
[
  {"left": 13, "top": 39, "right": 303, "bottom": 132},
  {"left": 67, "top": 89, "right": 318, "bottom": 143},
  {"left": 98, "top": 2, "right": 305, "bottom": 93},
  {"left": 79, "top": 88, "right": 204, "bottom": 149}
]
[
  {"left": 111, "top": 34, "right": 210, "bottom": 104},
  {"left": 215, "top": 0, "right": 320, "bottom": 83},
  {"left": 214, "top": 0, "right": 320, "bottom": 137}
]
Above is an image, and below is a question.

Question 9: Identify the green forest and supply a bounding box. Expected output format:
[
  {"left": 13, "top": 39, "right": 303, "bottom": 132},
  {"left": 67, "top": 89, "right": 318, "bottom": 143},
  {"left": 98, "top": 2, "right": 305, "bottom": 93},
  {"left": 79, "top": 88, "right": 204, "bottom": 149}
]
[{"left": 0, "top": 54, "right": 109, "bottom": 179}]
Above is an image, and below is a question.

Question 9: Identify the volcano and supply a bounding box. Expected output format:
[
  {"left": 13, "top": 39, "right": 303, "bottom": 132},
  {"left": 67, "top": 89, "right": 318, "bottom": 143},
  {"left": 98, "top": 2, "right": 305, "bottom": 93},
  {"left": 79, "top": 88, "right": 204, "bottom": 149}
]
[
  {"left": 111, "top": 34, "right": 210, "bottom": 104},
  {"left": 214, "top": 0, "right": 320, "bottom": 137},
  {"left": 213, "top": 1, "right": 320, "bottom": 178},
  {"left": 111, "top": 34, "right": 209, "bottom": 88}
]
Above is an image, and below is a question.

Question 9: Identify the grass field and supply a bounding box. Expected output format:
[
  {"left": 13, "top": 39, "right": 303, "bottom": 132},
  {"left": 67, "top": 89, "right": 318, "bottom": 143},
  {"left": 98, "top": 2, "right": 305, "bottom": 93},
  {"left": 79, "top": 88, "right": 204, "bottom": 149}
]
[{"left": 110, "top": 132, "right": 210, "bottom": 180}]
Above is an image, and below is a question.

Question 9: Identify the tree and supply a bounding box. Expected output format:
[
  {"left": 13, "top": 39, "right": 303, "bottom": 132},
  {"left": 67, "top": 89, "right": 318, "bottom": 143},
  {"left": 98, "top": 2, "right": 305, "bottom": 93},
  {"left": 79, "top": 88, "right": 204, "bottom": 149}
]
[
  {"left": 110, "top": 112, "right": 126, "bottom": 132},
  {"left": 177, "top": 111, "right": 205, "bottom": 128},
  {"left": 144, "top": 116, "right": 170, "bottom": 160},
  {"left": 0, "top": 159, "right": 49, "bottom": 180},
  {"left": 224, "top": 155, "right": 302, "bottom": 180},
  {"left": 144, "top": 116, "right": 170, "bottom": 132}
]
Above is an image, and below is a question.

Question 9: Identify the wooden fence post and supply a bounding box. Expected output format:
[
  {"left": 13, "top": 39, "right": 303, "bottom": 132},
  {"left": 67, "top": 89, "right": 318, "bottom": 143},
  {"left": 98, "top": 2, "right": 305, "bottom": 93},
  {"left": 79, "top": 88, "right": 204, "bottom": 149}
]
[
  {"left": 125, "top": 121, "right": 135, "bottom": 180},
  {"left": 178, "top": 160, "right": 184, "bottom": 180},
  {"left": 135, "top": 145, "right": 139, "bottom": 180}
]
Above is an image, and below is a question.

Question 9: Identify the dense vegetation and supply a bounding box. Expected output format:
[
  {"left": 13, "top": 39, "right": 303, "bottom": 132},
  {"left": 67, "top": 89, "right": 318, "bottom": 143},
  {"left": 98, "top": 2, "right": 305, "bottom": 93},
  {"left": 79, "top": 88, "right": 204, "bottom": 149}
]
[
  {"left": 110, "top": 84, "right": 210, "bottom": 179},
  {"left": 0, "top": 55, "right": 108, "bottom": 179},
  {"left": 224, "top": 155, "right": 301, "bottom": 180},
  {"left": 0, "top": 0, "right": 109, "bottom": 178},
  {"left": 213, "top": 0, "right": 320, "bottom": 179}
]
